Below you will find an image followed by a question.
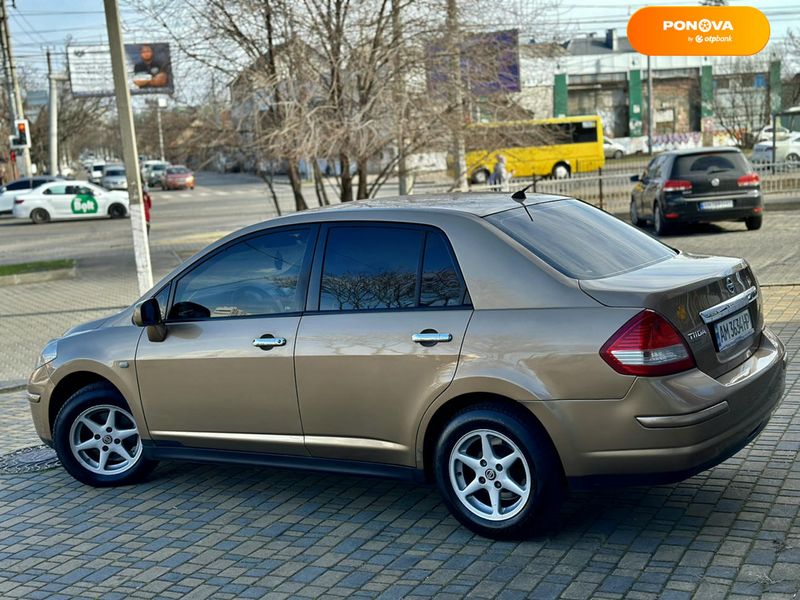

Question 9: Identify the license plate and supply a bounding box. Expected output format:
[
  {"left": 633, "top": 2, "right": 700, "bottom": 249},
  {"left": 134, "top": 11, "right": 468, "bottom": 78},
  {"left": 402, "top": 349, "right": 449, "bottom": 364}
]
[
  {"left": 714, "top": 309, "right": 754, "bottom": 351},
  {"left": 700, "top": 200, "right": 734, "bottom": 211}
]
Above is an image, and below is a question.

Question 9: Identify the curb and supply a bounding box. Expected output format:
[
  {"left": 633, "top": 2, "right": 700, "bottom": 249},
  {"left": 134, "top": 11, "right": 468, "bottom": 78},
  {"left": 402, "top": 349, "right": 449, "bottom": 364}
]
[
  {"left": 610, "top": 197, "right": 800, "bottom": 219},
  {"left": 0, "top": 379, "right": 26, "bottom": 393},
  {"left": 0, "top": 265, "right": 77, "bottom": 287}
]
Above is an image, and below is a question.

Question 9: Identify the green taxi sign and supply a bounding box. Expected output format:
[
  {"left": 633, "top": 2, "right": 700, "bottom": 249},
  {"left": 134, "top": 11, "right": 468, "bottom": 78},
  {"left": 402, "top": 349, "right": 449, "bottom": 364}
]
[{"left": 71, "top": 194, "right": 98, "bottom": 215}]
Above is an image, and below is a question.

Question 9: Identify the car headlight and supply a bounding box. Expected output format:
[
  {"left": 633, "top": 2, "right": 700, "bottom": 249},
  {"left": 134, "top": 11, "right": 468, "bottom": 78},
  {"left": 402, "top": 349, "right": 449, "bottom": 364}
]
[{"left": 36, "top": 339, "right": 58, "bottom": 368}]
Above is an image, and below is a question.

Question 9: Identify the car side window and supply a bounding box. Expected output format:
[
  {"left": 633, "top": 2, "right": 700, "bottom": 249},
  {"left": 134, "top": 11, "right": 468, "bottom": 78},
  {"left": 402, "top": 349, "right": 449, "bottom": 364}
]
[
  {"left": 6, "top": 180, "right": 29, "bottom": 191},
  {"left": 647, "top": 157, "right": 662, "bottom": 180},
  {"left": 319, "top": 225, "right": 469, "bottom": 312},
  {"left": 321, "top": 226, "right": 421, "bottom": 311},
  {"left": 45, "top": 185, "right": 69, "bottom": 195},
  {"left": 169, "top": 228, "right": 312, "bottom": 320},
  {"left": 420, "top": 230, "right": 467, "bottom": 307},
  {"left": 153, "top": 285, "right": 171, "bottom": 321}
]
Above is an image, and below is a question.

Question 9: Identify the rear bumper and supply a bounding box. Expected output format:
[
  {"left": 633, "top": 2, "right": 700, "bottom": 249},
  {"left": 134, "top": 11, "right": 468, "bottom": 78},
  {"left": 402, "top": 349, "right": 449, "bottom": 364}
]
[
  {"left": 663, "top": 191, "right": 762, "bottom": 223},
  {"left": 532, "top": 327, "right": 786, "bottom": 488}
]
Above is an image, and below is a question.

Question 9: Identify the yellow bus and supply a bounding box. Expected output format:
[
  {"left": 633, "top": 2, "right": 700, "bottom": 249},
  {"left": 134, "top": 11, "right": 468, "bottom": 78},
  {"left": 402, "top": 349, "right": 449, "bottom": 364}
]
[{"left": 464, "top": 115, "right": 605, "bottom": 183}]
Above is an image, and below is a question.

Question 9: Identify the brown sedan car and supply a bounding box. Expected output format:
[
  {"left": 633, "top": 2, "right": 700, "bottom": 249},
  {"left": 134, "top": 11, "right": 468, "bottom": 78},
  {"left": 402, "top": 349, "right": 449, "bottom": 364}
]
[{"left": 27, "top": 193, "right": 786, "bottom": 539}]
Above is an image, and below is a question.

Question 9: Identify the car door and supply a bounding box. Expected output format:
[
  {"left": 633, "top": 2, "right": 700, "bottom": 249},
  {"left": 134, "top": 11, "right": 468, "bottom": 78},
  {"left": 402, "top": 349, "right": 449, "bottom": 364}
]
[
  {"left": 42, "top": 184, "right": 74, "bottom": 218},
  {"left": 641, "top": 156, "right": 664, "bottom": 218},
  {"left": 135, "top": 225, "right": 318, "bottom": 454},
  {"left": 294, "top": 223, "right": 473, "bottom": 467}
]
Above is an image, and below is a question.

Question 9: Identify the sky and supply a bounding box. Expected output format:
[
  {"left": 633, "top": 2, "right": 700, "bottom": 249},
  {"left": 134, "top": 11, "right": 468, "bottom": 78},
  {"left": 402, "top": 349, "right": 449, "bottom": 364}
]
[{"left": 6, "top": 0, "right": 800, "bottom": 99}]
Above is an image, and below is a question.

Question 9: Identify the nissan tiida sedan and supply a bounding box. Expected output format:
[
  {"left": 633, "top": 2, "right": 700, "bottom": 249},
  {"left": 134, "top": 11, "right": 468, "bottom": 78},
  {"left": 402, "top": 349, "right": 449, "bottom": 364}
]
[{"left": 27, "top": 193, "right": 786, "bottom": 539}]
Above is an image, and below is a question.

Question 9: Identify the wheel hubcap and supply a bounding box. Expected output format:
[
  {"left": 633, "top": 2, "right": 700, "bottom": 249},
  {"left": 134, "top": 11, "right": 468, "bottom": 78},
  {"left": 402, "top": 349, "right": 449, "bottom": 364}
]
[
  {"left": 449, "top": 429, "right": 531, "bottom": 522},
  {"left": 69, "top": 405, "right": 142, "bottom": 475}
]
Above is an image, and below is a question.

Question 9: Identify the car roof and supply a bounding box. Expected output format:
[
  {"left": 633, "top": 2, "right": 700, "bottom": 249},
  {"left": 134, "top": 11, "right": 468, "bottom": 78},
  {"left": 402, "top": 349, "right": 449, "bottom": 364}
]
[
  {"left": 278, "top": 192, "right": 567, "bottom": 219},
  {"left": 660, "top": 146, "right": 743, "bottom": 157}
]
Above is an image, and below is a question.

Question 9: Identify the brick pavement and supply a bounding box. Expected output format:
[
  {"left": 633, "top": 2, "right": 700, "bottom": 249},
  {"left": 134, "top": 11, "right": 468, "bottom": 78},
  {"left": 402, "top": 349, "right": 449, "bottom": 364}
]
[{"left": 0, "top": 286, "right": 798, "bottom": 598}]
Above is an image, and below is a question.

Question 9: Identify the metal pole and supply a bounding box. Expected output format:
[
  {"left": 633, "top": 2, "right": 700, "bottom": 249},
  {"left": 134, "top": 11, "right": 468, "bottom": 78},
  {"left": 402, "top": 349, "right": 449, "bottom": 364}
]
[
  {"left": 156, "top": 103, "right": 165, "bottom": 162},
  {"left": 0, "top": 0, "right": 31, "bottom": 177},
  {"left": 47, "top": 50, "right": 58, "bottom": 176},
  {"left": 103, "top": 0, "right": 153, "bottom": 294},
  {"left": 647, "top": 54, "right": 654, "bottom": 156}
]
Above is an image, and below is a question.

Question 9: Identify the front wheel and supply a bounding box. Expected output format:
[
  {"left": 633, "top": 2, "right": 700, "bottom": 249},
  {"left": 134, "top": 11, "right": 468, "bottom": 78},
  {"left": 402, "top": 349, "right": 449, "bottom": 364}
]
[
  {"left": 434, "top": 405, "right": 564, "bottom": 540},
  {"left": 746, "top": 215, "right": 762, "bottom": 230},
  {"left": 108, "top": 203, "right": 127, "bottom": 219},
  {"left": 551, "top": 163, "right": 570, "bottom": 179},
  {"left": 471, "top": 169, "right": 490, "bottom": 185},
  {"left": 53, "top": 383, "right": 157, "bottom": 487}
]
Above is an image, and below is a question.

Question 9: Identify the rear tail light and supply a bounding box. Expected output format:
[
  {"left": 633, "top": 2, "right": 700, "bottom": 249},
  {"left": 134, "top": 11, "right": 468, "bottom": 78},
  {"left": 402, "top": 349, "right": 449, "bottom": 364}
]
[
  {"left": 600, "top": 310, "right": 696, "bottom": 376},
  {"left": 663, "top": 180, "right": 692, "bottom": 192},
  {"left": 737, "top": 172, "right": 760, "bottom": 187},
  {"left": 13, "top": 199, "right": 23, "bottom": 204}
]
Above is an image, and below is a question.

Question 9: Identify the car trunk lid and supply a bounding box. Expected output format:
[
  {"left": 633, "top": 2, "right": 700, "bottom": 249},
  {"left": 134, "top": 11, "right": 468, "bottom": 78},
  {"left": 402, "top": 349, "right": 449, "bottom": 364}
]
[{"left": 580, "top": 253, "right": 762, "bottom": 379}]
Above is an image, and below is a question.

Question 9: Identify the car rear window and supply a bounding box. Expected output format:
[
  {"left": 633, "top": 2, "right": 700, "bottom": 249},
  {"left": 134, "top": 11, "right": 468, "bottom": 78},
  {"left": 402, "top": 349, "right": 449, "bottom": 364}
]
[
  {"left": 673, "top": 152, "right": 748, "bottom": 175},
  {"left": 487, "top": 199, "right": 675, "bottom": 280},
  {"left": 105, "top": 169, "right": 124, "bottom": 177},
  {"left": 167, "top": 167, "right": 189, "bottom": 174}
]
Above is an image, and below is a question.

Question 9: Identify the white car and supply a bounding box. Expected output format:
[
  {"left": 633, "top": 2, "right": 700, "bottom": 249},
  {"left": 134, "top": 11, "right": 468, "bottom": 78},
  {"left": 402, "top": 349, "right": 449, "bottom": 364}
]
[
  {"left": 603, "top": 137, "right": 626, "bottom": 159},
  {"left": 752, "top": 133, "right": 800, "bottom": 165},
  {"left": 12, "top": 181, "right": 129, "bottom": 224},
  {"left": 755, "top": 125, "right": 790, "bottom": 143},
  {"left": 0, "top": 177, "right": 61, "bottom": 215}
]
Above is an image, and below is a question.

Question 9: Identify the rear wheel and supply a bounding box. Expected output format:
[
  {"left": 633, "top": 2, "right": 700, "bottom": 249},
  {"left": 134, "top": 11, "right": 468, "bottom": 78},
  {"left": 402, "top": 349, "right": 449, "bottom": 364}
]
[
  {"left": 471, "top": 169, "right": 490, "bottom": 185},
  {"left": 653, "top": 202, "right": 672, "bottom": 236},
  {"left": 53, "top": 383, "right": 157, "bottom": 487},
  {"left": 108, "top": 203, "right": 127, "bottom": 219},
  {"left": 551, "top": 162, "right": 570, "bottom": 179},
  {"left": 614, "top": 150, "right": 623, "bottom": 160},
  {"left": 30, "top": 208, "right": 50, "bottom": 224},
  {"left": 745, "top": 215, "right": 762, "bottom": 230},
  {"left": 434, "top": 404, "right": 564, "bottom": 540},
  {"left": 786, "top": 153, "right": 800, "bottom": 168}
]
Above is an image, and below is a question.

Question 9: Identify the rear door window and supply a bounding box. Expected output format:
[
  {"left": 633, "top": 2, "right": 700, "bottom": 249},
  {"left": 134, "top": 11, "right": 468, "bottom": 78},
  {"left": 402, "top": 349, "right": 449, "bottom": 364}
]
[
  {"left": 319, "top": 225, "right": 470, "bottom": 311},
  {"left": 487, "top": 200, "right": 675, "bottom": 280}
]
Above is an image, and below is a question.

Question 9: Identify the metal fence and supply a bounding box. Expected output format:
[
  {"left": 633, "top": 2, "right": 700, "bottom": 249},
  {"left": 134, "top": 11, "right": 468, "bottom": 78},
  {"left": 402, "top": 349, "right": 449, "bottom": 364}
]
[{"left": 446, "top": 160, "right": 800, "bottom": 214}]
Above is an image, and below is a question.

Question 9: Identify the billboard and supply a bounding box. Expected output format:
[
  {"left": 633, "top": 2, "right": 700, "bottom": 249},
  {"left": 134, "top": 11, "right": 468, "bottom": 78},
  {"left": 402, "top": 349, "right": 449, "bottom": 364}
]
[
  {"left": 67, "top": 43, "right": 174, "bottom": 97},
  {"left": 426, "top": 29, "right": 521, "bottom": 96}
]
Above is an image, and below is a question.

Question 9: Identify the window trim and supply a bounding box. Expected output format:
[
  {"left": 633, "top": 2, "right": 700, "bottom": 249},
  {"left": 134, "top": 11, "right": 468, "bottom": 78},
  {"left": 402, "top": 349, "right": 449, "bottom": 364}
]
[
  {"left": 305, "top": 221, "right": 471, "bottom": 314},
  {"left": 162, "top": 223, "right": 320, "bottom": 323}
]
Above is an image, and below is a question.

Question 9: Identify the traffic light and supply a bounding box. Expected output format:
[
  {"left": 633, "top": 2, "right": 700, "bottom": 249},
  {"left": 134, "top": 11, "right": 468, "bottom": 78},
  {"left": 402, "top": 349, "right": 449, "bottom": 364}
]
[{"left": 10, "top": 119, "right": 30, "bottom": 149}]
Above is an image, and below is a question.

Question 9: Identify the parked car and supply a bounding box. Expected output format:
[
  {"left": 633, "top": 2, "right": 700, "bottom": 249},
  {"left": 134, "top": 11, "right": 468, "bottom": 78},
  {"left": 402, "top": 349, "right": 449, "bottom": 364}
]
[
  {"left": 101, "top": 166, "right": 128, "bottom": 191},
  {"left": 147, "top": 163, "right": 169, "bottom": 187},
  {"left": 751, "top": 133, "right": 800, "bottom": 166},
  {"left": 0, "top": 176, "right": 61, "bottom": 215},
  {"left": 630, "top": 147, "right": 762, "bottom": 235},
  {"left": 27, "top": 193, "right": 785, "bottom": 539},
  {"left": 88, "top": 162, "right": 106, "bottom": 184},
  {"left": 162, "top": 166, "right": 195, "bottom": 190},
  {"left": 755, "top": 125, "right": 790, "bottom": 143},
  {"left": 13, "top": 180, "right": 129, "bottom": 224},
  {"left": 603, "top": 137, "right": 626, "bottom": 159},
  {"left": 141, "top": 159, "right": 167, "bottom": 180}
]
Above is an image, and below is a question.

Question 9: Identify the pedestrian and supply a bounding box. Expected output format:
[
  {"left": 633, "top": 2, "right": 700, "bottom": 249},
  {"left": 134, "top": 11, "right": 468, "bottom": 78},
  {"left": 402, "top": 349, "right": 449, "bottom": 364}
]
[
  {"left": 492, "top": 154, "right": 512, "bottom": 191},
  {"left": 143, "top": 189, "right": 152, "bottom": 234}
]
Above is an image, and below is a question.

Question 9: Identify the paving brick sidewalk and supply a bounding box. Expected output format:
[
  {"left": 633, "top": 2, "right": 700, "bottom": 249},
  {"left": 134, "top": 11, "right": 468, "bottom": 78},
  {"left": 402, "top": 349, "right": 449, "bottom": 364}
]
[{"left": 0, "top": 288, "right": 798, "bottom": 599}]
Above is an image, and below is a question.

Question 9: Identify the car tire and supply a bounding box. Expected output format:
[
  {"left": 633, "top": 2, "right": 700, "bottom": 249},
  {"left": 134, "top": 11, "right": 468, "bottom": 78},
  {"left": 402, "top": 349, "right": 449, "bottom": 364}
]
[
  {"left": 746, "top": 215, "right": 762, "bottom": 231},
  {"left": 614, "top": 150, "right": 623, "bottom": 160},
  {"left": 108, "top": 203, "right": 127, "bottom": 219},
  {"left": 434, "top": 404, "right": 564, "bottom": 540},
  {"left": 471, "top": 169, "right": 490, "bottom": 185},
  {"left": 653, "top": 202, "right": 672, "bottom": 236},
  {"left": 53, "top": 383, "right": 158, "bottom": 487},
  {"left": 629, "top": 199, "right": 645, "bottom": 227},
  {"left": 30, "top": 208, "right": 50, "bottom": 224},
  {"left": 551, "top": 162, "right": 570, "bottom": 179},
  {"left": 786, "top": 153, "right": 800, "bottom": 168}
]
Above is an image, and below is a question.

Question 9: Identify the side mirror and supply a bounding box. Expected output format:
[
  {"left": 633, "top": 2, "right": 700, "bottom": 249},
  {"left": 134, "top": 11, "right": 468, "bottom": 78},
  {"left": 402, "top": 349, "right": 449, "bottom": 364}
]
[
  {"left": 133, "top": 298, "right": 162, "bottom": 327},
  {"left": 630, "top": 174, "right": 640, "bottom": 182}
]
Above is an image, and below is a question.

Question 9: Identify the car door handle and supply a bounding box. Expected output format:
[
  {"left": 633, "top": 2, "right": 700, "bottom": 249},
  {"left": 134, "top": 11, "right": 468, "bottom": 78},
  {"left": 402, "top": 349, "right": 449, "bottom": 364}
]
[
  {"left": 252, "top": 336, "right": 286, "bottom": 349},
  {"left": 412, "top": 332, "right": 453, "bottom": 344}
]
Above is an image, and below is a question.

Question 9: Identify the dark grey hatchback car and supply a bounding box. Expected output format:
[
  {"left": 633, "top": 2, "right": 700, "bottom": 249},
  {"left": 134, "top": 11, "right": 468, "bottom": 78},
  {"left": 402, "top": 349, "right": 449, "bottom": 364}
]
[{"left": 630, "top": 147, "right": 763, "bottom": 235}]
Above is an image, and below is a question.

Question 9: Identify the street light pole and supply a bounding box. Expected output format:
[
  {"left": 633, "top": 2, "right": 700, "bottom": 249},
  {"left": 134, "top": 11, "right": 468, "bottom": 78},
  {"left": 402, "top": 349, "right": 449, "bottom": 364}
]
[
  {"left": 0, "top": 0, "right": 32, "bottom": 177},
  {"left": 47, "top": 50, "right": 59, "bottom": 176},
  {"left": 156, "top": 99, "right": 165, "bottom": 162},
  {"left": 103, "top": 0, "right": 153, "bottom": 294}
]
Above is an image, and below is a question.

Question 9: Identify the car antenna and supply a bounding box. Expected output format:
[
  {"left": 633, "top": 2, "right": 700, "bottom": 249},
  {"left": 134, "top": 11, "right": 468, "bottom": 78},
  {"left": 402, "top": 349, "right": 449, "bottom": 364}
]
[{"left": 511, "top": 184, "right": 535, "bottom": 221}]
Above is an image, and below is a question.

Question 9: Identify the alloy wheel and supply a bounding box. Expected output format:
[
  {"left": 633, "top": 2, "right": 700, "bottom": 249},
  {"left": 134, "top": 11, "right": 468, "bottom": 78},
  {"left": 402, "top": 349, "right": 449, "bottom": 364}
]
[
  {"left": 449, "top": 428, "right": 531, "bottom": 522},
  {"left": 69, "top": 405, "right": 142, "bottom": 475}
]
